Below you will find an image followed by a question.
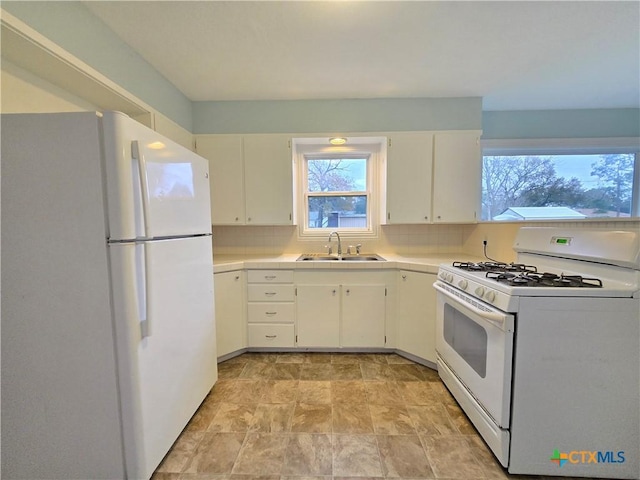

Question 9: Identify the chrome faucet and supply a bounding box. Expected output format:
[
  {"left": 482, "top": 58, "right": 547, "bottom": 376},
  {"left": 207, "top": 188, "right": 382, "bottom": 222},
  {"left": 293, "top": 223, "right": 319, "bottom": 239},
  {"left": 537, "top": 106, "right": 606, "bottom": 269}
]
[{"left": 328, "top": 231, "right": 342, "bottom": 257}]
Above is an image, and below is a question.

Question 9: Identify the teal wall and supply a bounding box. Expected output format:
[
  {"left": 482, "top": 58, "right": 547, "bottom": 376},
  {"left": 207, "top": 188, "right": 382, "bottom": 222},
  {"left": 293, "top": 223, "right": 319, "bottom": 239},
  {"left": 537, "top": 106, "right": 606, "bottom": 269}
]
[
  {"left": 192, "top": 97, "right": 482, "bottom": 134},
  {"left": 3, "top": 1, "right": 193, "bottom": 131},
  {"left": 482, "top": 109, "right": 640, "bottom": 139},
  {"left": 4, "top": 2, "right": 639, "bottom": 139}
]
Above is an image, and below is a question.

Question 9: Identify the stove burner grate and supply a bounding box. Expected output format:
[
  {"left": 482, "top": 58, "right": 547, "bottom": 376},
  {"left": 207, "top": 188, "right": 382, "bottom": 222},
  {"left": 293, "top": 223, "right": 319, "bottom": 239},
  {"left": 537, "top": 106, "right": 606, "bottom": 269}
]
[
  {"left": 453, "top": 261, "right": 537, "bottom": 274},
  {"left": 485, "top": 271, "right": 603, "bottom": 288}
]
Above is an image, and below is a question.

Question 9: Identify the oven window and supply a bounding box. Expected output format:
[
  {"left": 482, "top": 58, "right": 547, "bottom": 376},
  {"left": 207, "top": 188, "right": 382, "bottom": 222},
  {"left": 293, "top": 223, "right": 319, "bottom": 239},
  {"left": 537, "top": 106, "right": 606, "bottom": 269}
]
[{"left": 443, "top": 304, "right": 488, "bottom": 377}]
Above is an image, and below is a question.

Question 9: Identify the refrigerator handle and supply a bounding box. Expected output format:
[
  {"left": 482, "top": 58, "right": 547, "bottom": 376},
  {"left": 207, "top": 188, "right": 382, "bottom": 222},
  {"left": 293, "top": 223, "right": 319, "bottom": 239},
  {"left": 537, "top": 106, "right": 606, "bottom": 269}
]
[
  {"left": 131, "top": 141, "right": 149, "bottom": 239},
  {"left": 136, "top": 242, "right": 151, "bottom": 338}
]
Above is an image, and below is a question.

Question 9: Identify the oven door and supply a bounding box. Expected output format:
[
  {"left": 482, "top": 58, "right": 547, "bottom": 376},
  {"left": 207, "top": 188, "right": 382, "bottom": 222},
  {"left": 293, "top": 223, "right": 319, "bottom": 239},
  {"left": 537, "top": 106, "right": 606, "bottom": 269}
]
[{"left": 434, "top": 281, "right": 514, "bottom": 428}]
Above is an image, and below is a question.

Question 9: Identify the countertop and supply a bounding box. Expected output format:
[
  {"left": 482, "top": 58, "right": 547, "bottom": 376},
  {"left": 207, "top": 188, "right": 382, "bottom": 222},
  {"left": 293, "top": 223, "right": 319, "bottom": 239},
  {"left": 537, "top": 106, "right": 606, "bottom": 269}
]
[{"left": 213, "top": 253, "right": 484, "bottom": 274}]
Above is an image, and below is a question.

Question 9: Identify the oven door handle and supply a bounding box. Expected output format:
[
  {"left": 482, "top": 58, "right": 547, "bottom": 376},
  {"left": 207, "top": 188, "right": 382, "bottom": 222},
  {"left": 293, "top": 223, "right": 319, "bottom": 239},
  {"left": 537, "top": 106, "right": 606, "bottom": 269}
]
[{"left": 433, "top": 282, "right": 506, "bottom": 325}]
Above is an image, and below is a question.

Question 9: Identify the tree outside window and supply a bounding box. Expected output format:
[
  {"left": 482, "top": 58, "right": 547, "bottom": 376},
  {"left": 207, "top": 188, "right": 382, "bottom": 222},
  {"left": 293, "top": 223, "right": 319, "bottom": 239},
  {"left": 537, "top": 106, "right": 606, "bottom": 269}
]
[{"left": 482, "top": 154, "right": 636, "bottom": 220}]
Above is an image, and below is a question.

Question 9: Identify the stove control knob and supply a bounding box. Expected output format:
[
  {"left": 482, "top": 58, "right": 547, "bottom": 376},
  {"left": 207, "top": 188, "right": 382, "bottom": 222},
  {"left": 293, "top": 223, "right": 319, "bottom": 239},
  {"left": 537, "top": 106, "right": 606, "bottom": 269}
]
[
  {"left": 438, "top": 272, "right": 447, "bottom": 281},
  {"left": 474, "top": 286, "right": 485, "bottom": 297},
  {"left": 458, "top": 279, "right": 468, "bottom": 290},
  {"left": 484, "top": 291, "right": 496, "bottom": 303},
  {"left": 446, "top": 273, "right": 454, "bottom": 283}
]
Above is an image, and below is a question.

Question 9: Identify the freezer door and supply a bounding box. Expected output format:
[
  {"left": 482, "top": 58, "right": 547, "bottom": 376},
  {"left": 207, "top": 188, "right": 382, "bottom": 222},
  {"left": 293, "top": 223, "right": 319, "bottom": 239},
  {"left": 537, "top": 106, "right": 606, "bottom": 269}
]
[
  {"left": 102, "top": 111, "right": 212, "bottom": 241},
  {"left": 109, "top": 235, "right": 217, "bottom": 479}
]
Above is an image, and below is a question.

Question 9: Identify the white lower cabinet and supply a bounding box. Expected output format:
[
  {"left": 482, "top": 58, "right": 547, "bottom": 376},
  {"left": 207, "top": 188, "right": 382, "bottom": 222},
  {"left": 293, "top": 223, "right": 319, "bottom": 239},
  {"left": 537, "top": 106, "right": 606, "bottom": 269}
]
[
  {"left": 295, "top": 285, "right": 340, "bottom": 347},
  {"left": 396, "top": 270, "right": 437, "bottom": 363},
  {"left": 341, "top": 285, "right": 386, "bottom": 347},
  {"left": 247, "top": 270, "right": 295, "bottom": 348},
  {"left": 214, "top": 270, "right": 246, "bottom": 358},
  {"left": 295, "top": 271, "right": 390, "bottom": 348}
]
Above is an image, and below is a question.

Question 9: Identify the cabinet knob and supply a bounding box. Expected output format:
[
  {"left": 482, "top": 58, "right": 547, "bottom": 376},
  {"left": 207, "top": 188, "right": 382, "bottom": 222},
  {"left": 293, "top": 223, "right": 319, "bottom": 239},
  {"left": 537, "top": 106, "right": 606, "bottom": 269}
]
[
  {"left": 234, "top": 275, "right": 240, "bottom": 280},
  {"left": 402, "top": 275, "right": 407, "bottom": 280},
  {"left": 424, "top": 216, "right": 428, "bottom": 220},
  {"left": 235, "top": 217, "right": 239, "bottom": 221},
  {"left": 248, "top": 217, "right": 252, "bottom": 222}
]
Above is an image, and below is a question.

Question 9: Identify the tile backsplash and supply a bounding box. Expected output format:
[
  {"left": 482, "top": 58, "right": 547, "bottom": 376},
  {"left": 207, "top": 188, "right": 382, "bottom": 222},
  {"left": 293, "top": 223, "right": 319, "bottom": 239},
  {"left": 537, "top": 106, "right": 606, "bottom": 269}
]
[{"left": 212, "top": 221, "right": 640, "bottom": 261}]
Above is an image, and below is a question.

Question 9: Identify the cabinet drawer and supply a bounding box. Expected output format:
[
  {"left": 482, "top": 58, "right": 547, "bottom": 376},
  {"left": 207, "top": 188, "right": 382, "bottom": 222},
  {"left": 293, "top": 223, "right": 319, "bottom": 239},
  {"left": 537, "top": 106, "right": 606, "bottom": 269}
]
[
  {"left": 247, "top": 302, "right": 294, "bottom": 324},
  {"left": 247, "top": 270, "right": 293, "bottom": 284},
  {"left": 248, "top": 324, "right": 295, "bottom": 347},
  {"left": 247, "top": 285, "right": 295, "bottom": 302}
]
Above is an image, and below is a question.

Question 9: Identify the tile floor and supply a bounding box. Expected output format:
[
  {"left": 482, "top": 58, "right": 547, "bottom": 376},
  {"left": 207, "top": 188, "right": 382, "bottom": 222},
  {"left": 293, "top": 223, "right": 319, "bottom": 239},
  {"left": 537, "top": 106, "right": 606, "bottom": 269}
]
[{"left": 152, "top": 352, "right": 597, "bottom": 480}]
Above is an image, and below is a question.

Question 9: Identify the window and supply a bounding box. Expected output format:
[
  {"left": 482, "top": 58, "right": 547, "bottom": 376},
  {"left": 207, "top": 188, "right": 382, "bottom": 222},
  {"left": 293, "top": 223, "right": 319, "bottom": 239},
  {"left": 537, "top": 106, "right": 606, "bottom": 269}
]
[
  {"left": 293, "top": 137, "right": 385, "bottom": 238},
  {"left": 305, "top": 157, "right": 369, "bottom": 229},
  {"left": 481, "top": 140, "right": 639, "bottom": 221}
]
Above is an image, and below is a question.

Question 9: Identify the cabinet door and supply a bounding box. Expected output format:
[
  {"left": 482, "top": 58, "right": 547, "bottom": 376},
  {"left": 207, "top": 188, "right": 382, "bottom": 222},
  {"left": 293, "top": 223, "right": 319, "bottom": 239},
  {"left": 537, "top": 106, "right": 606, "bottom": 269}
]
[
  {"left": 386, "top": 133, "right": 433, "bottom": 224},
  {"left": 296, "top": 285, "right": 340, "bottom": 347},
  {"left": 341, "top": 285, "right": 386, "bottom": 348},
  {"left": 244, "top": 134, "right": 293, "bottom": 225},
  {"left": 214, "top": 271, "right": 246, "bottom": 357},
  {"left": 432, "top": 132, "right": 481, "bottom": 223},
  {"left": 196, "top": 135, "right": 245, "bottom": 225},
  {"left": 397, "top": 271, "right": 436, "bottom": 363}
]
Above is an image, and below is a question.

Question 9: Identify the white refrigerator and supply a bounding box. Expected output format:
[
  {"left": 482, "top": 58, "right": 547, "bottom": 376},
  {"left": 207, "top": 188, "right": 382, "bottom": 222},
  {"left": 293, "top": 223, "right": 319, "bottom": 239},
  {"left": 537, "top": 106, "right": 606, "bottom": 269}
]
[{"left": 2, "top": 111, "right": 217, "bottom": 479}]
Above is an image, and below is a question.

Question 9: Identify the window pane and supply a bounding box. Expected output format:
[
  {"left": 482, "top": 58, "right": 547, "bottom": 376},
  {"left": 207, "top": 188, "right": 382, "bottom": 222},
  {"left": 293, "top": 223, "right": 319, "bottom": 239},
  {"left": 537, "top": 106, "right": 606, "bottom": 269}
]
[
  {"left": 307, "top": 195, "right": 367, "bottom": 228},
  {"left": 482, "top": 154, "right": 636, "bottom": 220},
  {"left": 307, "top": 158, "right": 367, "bottom": 193}
]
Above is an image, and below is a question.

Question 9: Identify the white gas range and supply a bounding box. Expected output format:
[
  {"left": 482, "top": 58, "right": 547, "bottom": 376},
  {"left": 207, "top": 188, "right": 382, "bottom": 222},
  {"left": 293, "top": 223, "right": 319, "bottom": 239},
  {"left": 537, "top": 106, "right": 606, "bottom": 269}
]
[{"left": 434, "top": 227, "right": 640, "bottom": 479}]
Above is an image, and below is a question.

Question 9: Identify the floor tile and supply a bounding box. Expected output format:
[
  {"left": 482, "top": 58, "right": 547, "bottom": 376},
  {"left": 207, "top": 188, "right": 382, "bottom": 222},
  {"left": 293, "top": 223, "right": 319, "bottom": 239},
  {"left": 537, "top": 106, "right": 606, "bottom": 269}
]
[
  {"left": 298, "top": 381, "right": 332, "bottom": 404},
  {"left": 225, "top": 380, "right": 266, "bottom": 404},
  {"left": 364, "top": 381, "right": 404, "bottom": 405},
  {"left": 271, "top": 363, "right": 302, "bottom": 380},
  {"left": 406, "top": 404, "right": 458, "bottom": 435},
  {"left": 239, "top": 361, "right": 274, "bottom": 380},
  {"left": 155, "top": 431, "right": 204, "bottom": 473},
  {"left": 291, "top": 403, "right": 333, "bottom": 433},
  {"left": 333, "top": 403, "right": 374, "bottom": 434},
  {"left": 300, "top": 364, "right": 333, "bottom": 381},
  {"left": 333, "top": 434, "right": 383, "bottom": 477},
  {"left": 331, "top": 364, "right": 363, "bottom": 380},
  {"left": 260, "top": 379, "right": 299, "bottom": 403},
  {"left": 376, "top": 434, "right": 434, "bottom": 478},
  {"left": 249, "top": 403, "right": 294, "bottom": 433},
  {"left": 207, "top": 403, "right": 257, "bottom": 433},
  {"left": 183, "top": 432, "right": 245, "bottom": 474},
  {"left": 184, "top": 397, "right": 221, "bottom": 432},
  {"left": 282, "top": 433, "right": 333, "bottom": 475},
  {"left": 360, "top": 363, "right": 395, "bottom": 381},
  {"left": 332, "top": 380, "right": 367, "bottom": 403},
  {"left": 154, "top": 352, "right": 515, "bottom": 480},
  {"left": 369, "top": 405, "right": 416, "bottom": 435},
  {"left": 421, "top": 434, "right": 485, "bottom": 478},
  {"left": 396, "top": 381, "right": 443, "bottom": 406},
  {"left": 231, "top": 432, "right": 289, "bottom": 475}
]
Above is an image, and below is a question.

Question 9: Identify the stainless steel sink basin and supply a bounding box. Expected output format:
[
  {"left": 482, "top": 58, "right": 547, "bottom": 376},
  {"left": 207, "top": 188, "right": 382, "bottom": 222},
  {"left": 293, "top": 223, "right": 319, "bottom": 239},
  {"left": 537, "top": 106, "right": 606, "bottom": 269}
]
[{"left": 296, "top": 254, "right": 386, "bottom": 262}]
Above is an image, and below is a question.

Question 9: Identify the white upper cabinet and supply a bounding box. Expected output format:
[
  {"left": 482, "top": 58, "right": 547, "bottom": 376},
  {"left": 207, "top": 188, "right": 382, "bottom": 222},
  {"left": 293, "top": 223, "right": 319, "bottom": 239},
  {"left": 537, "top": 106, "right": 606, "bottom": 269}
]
[
  {"left": 196, "top": 134, "right": 294, "bottom": 225},
  {"left": 386, "top": 132, "right": 433, "bottom": 224},
  {"left": 195, "top": 135, "right": 245, "bottom": 225},
  {"left": 243, "top": 134, "right": 293, "bottom": 225},
  {"left": 432, "top": 132, "right": 481, "bottom": 223}
]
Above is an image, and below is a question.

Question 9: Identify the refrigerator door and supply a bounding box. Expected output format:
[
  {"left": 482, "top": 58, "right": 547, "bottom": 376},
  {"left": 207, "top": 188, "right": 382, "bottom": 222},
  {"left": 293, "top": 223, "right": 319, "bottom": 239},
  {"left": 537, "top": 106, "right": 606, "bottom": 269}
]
[
  {"left": 109, "top": 235, "right": 217, "bottom": 479},
  {"left": 102, "top": 111, "right": 212, "bottom": 241}
]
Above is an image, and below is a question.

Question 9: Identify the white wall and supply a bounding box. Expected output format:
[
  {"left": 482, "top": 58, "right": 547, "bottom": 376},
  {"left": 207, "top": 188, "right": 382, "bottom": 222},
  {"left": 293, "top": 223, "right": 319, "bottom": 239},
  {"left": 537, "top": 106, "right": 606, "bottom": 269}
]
[{"left": 1, "top": 60, "right": 97, "bottom": 113}]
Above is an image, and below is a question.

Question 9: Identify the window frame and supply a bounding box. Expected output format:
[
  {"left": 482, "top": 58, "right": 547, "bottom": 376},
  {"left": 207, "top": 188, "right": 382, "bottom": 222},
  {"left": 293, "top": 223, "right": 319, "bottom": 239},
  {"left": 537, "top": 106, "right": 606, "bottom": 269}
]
[
  {"left": 294, "top": 139, "right": 385, "bottom": 240},
  {"left": 480, "top": 137, "right": 640, "bottom": 222}
]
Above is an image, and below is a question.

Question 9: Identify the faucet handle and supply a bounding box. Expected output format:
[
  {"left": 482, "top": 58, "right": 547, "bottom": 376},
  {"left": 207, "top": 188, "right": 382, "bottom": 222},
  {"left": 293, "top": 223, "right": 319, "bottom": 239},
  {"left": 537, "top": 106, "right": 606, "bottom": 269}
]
[
  {"left": 355, "top": 244, "right": 362, "bottom": 255},
  {"left": 347, "top": 245, "right": 354, "bottom": 255},
  {"left": 324, "top": 244, "right": 333, "bottom": 255}
]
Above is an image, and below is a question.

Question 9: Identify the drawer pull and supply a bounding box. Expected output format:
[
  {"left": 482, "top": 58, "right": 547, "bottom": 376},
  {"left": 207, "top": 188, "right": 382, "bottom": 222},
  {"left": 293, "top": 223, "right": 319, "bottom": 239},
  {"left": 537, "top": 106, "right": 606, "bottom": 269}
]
[
  {"left": 264, "top": 275, "right": 276, "bottom": 280},
  {"left": 265, "top": 335, "right": 277, "bottom": 339},
  {"left": 265, "top": 311, "right": 277, "bottom": 316},
  {"left": 264, "top": 292, "right": 277, "bottom": 297}
]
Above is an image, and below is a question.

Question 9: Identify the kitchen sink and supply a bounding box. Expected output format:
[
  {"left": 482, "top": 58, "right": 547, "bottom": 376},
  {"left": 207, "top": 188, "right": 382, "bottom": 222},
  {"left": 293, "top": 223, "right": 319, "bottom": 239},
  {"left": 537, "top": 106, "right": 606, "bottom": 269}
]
[{"left": 296, "top": 254, "right": 386, "bottom": 262}]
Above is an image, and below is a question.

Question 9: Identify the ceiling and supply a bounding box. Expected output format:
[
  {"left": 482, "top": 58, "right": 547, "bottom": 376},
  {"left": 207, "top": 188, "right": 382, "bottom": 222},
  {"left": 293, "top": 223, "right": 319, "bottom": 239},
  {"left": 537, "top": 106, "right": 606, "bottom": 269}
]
[{"left": 83, "top": 1, "right": 640, "bottom": 111}]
